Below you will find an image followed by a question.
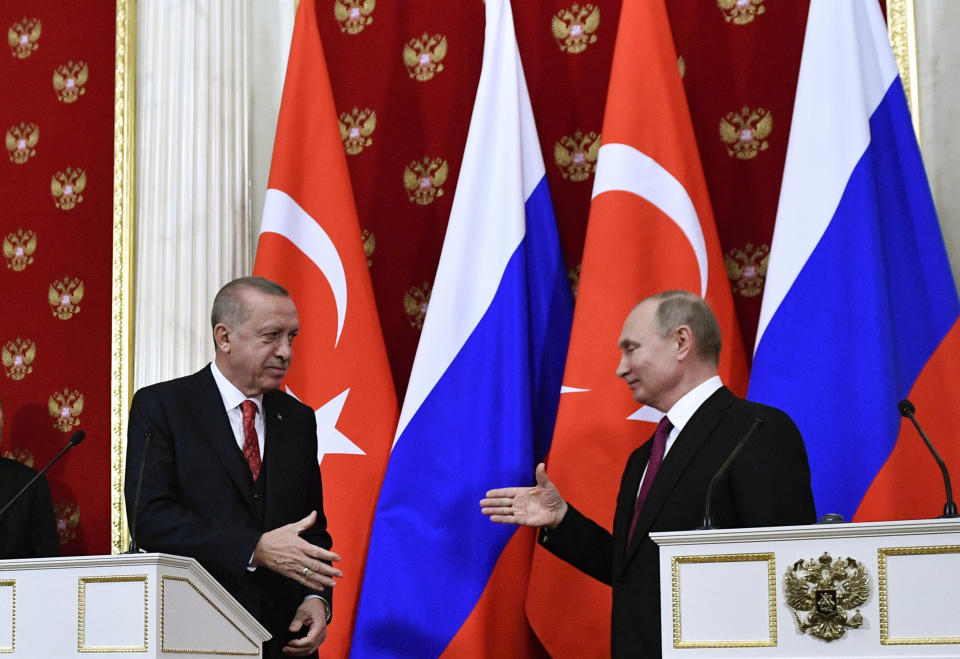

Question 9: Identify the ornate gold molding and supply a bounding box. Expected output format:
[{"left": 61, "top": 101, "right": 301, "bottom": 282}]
[
  {"left": 78, "top": 575, "right": 148, "bottom": 652},
  {"left": 0, "top": 580, "right": 14, "bottom": 654},
  {"left": 111, "top": 0, "right": 137, "bottom": 555},
  {"left": 878, "top": 545, "right": 960, "bottom": 645},
  {"left": 160, "top": 576, "right": 259, "bottom": 656},
  {"left": 671, "top": 552, "right": 777, "bottom": 649},
  {"left": 887, "top": 0, "right": 920, "bottom": 140}
]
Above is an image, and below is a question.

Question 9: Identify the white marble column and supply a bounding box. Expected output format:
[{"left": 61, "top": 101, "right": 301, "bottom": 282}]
[{"left": 133, "top": 0, "right": 294, "bottom": 389}]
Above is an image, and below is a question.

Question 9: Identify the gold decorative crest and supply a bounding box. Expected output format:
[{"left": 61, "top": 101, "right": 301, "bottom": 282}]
[
  {"left": 3, "top": 228, "right": 37, "bottom": 271},
  {"left": 49, "top": 388, "right": 84, "bottom": 433},
  {"left": 2, "top": 337, "right": 36, "bottom": 381},
  {"left": 552, "top": 4, "right": 600, "bottom": 54},
  {"left": 53, "top": 60, "right": 89, "bottom": 103},
  {"left": 717, "top": 0, "right": 766, "bottom": 25},
  {"left": 54, "top": 500, "right": 81, "bottom": 545},
  {"left": 554, "top": 130, "right": 600, "bottom": 181},
  {"left": 6, "top": 121, "right": 39, "bottom": 164},
  {"left": 403, "top": 156, "right": 448, "bottom": 205},
  {"left": 719, "top": 106, "right": 772, "bottom": 159},
  {"left": 362, "top": 229, "right": 375, "bottom": 267},
  {"left": 724, "top": 242, "right": 769, "bottom": 297},
  {"left": 339, "top": 107, "right": 376, "bottom": 155},
  {"left": 51, "top": 166, "right": 87, "bottom": 210},
  {"left": 48, "top": 276, "right": 85, "bottom": 320},
  {"left": 2, "top": 447, "right": 34, "bottom": 468},
  {"left": 568, "top": 264, "right": 580, "bottom": 299},
  {"left": 8, "top": 17, "right": 41, "bottom": 59},
  {"left": 403, "top": 33, "right": 447, "bottom": 81},
  {"left": 334, "top": 0, "right": 375, "bottom": 34},
  {"left": 784, "top": 552, "right": 870, "bottom": 642},
  {"left": 403, "top": 281, "right": 432, "bottom": 330}
]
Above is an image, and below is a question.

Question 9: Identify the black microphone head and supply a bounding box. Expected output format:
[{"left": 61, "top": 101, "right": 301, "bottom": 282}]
[
  {"left": 898, "top": 399, "right": 915, "bottom": 417},
  {"left": 753, "top": 416, "right": 765, "bottom": 428},
  {"left": 68, "top": 430, "right": 86, "bottom": 446}
]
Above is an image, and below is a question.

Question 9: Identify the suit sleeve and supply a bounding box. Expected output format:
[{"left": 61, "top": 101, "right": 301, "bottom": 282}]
[
  {"left": 294, "top": 408, "right": 334, "bottom": 619},
  {"left": 125, "top": 387, "right": 262, "bottom": 576},
  {"left": 730, "top": 408, "right": 817, "bottom": 526},
  {"left": 537, "top": 503, "right": 614, "bottom": 585}
]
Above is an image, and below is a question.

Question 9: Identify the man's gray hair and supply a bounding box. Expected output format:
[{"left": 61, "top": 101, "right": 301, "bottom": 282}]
[
  {"left": 646, "top": 290, "right": 722, "bottom": 365},
  {"left": 211, "top": 276, "right": 290, "bottom": 333}
]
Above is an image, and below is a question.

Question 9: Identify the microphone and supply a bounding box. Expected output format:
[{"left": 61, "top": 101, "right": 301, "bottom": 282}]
[
  {"left": 125, "top": 430, "right": 152, "bottom": 553},
  {"left": 898, "top": 399, "right": 959, "bottom": 518},
  {"left": 0, "top": 430, "right": 85, "bottom": 522},
  {"left": 700, "top": 417, "right": 764, "bottom": 530}
]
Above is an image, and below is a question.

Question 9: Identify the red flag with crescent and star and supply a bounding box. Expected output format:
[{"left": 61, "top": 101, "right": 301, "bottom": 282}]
[
  {"left": 524, "top": 1, "right": 749, "bottom": 656},
  {"left": 252, "top": 1, "right": 398, "bottom": 655}
]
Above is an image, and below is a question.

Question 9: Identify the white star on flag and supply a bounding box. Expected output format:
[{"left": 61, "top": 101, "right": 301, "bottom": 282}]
[{"left": 285, "top": 386, "right": 365, "bottom": 464}]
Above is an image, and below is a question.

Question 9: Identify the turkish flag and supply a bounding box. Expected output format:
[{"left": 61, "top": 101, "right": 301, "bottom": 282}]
[
  {"left": 524, "top": 1, "right": 749, "bottom": 656},
  {"left": 252, "top": 1, "right": 398, "bottom": 656}
]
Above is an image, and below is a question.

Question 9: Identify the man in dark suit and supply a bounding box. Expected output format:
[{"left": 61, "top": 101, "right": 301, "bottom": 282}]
[
  {"left": 481, "top": 290, "right": 816, "bottom": 657},
  {"left": 0, "top": 397, "right": 60, "bottom": 560},
  {"left": 125, "top": 277, "right": 341, "bottom": 658}
]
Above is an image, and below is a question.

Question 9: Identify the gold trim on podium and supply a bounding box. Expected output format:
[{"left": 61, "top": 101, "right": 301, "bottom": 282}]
[
  {"left": 878, "top": 545, "right": 960, "bottom": 645},
  {"left": 0, "top": 580, "right": 14, "bottom": 654},
  {"left": 160, "top": 576, "right": 259, "bottom": 656},
  {"left": 111, "top": 0, "right": 137, "bottom": 555},
  {"left": 77, "top": 575, "right": 148, "bottom": 652},
  {"left": 671, "top": 552, "right": 777, "bottom": 649}
]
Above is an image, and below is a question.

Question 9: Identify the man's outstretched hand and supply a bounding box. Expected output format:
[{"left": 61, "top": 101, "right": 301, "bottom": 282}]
[
  {"left": 252, "top": 510, "right": 342, "bottom": 591},
  {"left": 480, "top": 463, "right": 568, "bottom": 528}
]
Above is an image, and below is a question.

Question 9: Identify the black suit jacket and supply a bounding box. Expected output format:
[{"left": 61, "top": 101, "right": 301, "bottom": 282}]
[
  {"left": 540, "top": 387, "right": 816, "bottom": 658},
  {"left": 0, "top": 457, "right": 60, "bottom": 560},
  {"left": 124, "top": 366, "right": 332, "bottom": 654}
]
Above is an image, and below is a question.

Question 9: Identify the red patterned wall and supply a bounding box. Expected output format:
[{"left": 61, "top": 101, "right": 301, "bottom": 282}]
[
  {"left": 318, "top": 0, "right": 811, "bottom": 398},
  {"left": 1, "top": 3, "right": 115, "bottom": 555}
]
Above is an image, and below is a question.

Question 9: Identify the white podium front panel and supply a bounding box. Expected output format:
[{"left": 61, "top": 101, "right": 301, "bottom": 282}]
[
  {"left": 653, "top": 518, "right": 960, "bottom": 658},
  {"left": 0, "top": 553, "right": 269, "bottom": 658}
]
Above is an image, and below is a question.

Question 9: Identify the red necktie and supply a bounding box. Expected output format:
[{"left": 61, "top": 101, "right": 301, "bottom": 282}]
[
  {"left": 240, "top": 400, "right": 262, "bottom": 481},
  {"left": 627, "top": 415, "right": 672, "bottom": 546}
]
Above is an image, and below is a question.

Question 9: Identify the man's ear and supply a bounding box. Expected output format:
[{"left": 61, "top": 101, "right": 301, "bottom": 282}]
[
  {"left": 213, "top": 323, "right": 231, "bottom": 353},
  {"left": 674, "top": 325, "right": 693, "bottom": 360}
]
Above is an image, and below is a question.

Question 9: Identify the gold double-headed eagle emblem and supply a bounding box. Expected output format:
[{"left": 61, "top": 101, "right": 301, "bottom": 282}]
[
  {"left": 6, "top": 122, "right": 39, "bottom": 164},
  {"left": 719, "top": 106, "right": 772, "bottom": 160},
  {"left": 551, "top": 4, "right": 600, "bottom": 54},
  {"left": 4, "top": 229, "right": 37, "bottom": 271},
  {"left": 334, "top": 0, "right": 375, "bottom": 35},
  {"left": 784, "top": 552, "right": 870, "bottom": 642},
  {"left": 2, "top": 338, "right": 36, "bottom": 381},
  {"left": 8, "top": 18, "right": 41, "bottom": 59}
]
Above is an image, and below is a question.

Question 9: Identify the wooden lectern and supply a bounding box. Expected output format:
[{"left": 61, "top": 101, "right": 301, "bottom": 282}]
[
  {"left": 0, "top": 552, "right": 269, "bottom": 658},
  {"left": 651, "top": 518, "right": 960, "bottom": 657}
]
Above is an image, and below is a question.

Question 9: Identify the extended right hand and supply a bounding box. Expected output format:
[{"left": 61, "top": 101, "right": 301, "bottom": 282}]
[
  {"left": 479, "top": 463, "right": 568, "bottom": 528},
  {"left": 252, "top": 511, "right": 342, "bottom": 591}
]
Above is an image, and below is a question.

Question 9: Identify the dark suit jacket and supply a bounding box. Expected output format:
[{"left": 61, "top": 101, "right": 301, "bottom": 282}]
[
  {"left": 0, "top": 457, "right": 60, "bottom": 559},
  {"left": 124, "top": 365, "right": 332, "bottom": 654},
  {"left": 539, "top": 387, "right": 816, "bottom": 658}
]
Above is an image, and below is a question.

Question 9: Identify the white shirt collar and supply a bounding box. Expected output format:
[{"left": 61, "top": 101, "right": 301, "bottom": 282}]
[
  {"left": 665, "top": 375, "right": 723, "bottom": 433},
  {"left": 210, "top": 361, "right": 263, "bottom": 416}
]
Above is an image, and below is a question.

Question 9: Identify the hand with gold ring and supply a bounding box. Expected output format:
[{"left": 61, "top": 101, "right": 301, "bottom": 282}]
[{"left": 251, "top": 511, "right": 342, "bottom": 591}]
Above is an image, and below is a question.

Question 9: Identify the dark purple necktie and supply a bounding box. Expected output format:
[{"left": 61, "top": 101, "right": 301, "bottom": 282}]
[{"left": 627, "top": 415, "right": 673, "bottom": 546}]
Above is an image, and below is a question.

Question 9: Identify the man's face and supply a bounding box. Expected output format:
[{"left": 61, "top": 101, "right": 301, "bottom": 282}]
[
  {"left": 216, "top": 290, "right": 299, "bottom": 397},
  {"left": 616, "top": 301, "right": 682, "bottom": 411}
]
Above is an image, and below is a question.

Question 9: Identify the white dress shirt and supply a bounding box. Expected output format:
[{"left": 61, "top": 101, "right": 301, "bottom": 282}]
[
  {"left": 638, "top": 375, "right": 724, "bottom": 490},
  {"left": 210, "top": 361, "right": 265, "bottom": 458}
]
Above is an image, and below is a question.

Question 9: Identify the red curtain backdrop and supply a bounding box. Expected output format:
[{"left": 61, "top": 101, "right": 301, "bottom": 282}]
[{"left": 1, "top": 3, "right": 116, "bottom": 555}]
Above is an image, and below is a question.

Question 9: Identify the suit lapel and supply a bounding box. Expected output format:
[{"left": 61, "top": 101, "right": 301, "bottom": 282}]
[
  {"left": 261, "top": 391, "right": 286, "bottom": 527},
  {"left": 619, "top": 388, "right": 736, "bottom": 569},
  {"left": 185, "top": 366, "right": 256, "bottom": 505},
  {"left": 612, "top": 440, "right": 652, "bottom": 568}
]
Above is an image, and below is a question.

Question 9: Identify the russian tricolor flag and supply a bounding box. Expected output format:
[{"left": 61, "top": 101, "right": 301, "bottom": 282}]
[
  {"left": 349, "top": 0, "right": 572, "bottom": 656},
  {"left": 749, "top": 0, "right": 960, "bottom": 523}
]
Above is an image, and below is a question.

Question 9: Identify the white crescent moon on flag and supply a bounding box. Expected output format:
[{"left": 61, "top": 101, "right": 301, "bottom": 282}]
[
  {"left": 260, "top": 188, "right": 347, "bottom": 345},
  {"left": 591, "top": 143, "right": 708, "bottom": 298}
]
